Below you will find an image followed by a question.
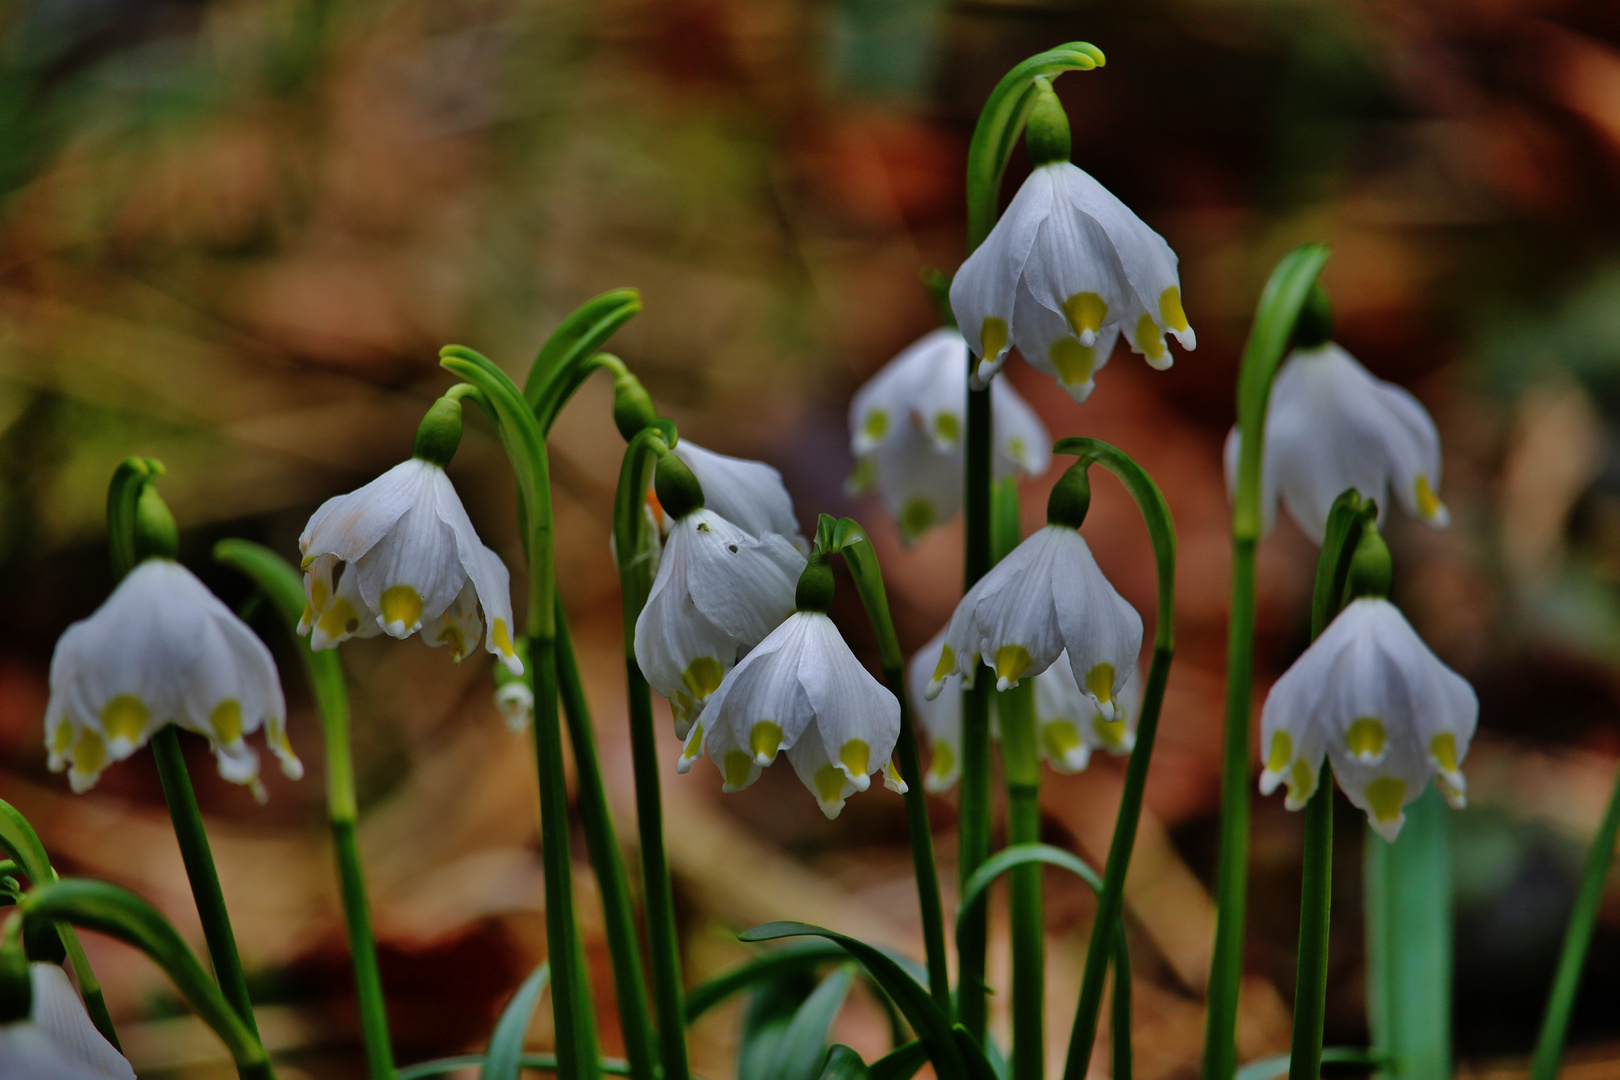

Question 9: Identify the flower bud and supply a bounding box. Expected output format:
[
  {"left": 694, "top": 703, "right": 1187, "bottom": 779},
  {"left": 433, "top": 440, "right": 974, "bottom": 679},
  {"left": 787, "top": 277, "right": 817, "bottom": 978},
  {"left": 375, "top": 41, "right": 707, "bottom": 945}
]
[
  {"left": 1046, "top": 463, "right": 1091, "bottom": 530},
  {"left": 412, "top": 394, "right": 465, "bottom": 467},
  {"left": 612, "top": 370, "right": 658, "bottom": 442},
  {"left": 653, "top": 450, "right": 705, "bottom": 521},
  {"left": 1024, "top": 77, "right": 1071, "bottom": 167}
]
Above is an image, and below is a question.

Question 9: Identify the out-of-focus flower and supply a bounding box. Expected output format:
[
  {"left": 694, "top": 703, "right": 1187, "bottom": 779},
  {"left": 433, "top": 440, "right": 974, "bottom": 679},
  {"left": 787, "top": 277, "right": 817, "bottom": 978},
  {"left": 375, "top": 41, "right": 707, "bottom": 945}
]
[
  {"left": 494, "top": 681, "right": 534, "bottom": 733},
  {"left": 1259, "top": 597, "right": 1477, "bottom": 841},
  {"left": 0, "top": 962, "right": 135, "bottom": 1080},
  {"left": 298, "top": 459, "right": 522, "bottom": 674},
  {"left": 1224, "top": 343, "right": 1449, "bottom": 544},
  {"left": 847, "top": 327, "right": 1049, "bottom": 543},
  {"left": 45, "top": 559, "right": 299, "bottom": 795},
  {"left": 925, "top": 524, "right": 1142, "bottom": 718},
  {"left": 908, "top": 629, "right": 962, "bottom": 793},
  {"left": 1033, "top": 654, "right": 1139, "bottom": 773},
  {"left": 664, "top": 441, "right": 808, "bottom": 553},
  {"left": 693, "top": 609, "right": 903, "bottom": 818},
  {"left": 636, "top": 508, "right": 803, "bottom": 739},
  {"left": 949, "top": 162, "right": 1195, "bottom": 393}
]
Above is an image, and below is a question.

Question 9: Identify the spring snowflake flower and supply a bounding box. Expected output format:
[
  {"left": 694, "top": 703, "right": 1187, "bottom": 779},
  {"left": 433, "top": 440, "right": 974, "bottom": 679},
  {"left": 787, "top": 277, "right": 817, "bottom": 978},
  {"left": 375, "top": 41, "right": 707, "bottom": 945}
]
[
  {"left": 0, "top": 963, "right": 135, "bottom": 1080},
  {"left": 1259, "top": 597, "right": 1477, "bottom": 841},
  {"left": 664, "top": 441, "right": 808, "bottom": 552},
  {"left": 298, "top": 458, "right": 522, "bottom": 674},
  {"left": 908, "top": 629, "right": 963, "bottom": 793},
  {"left": 847, "top": 327, "right": 1050, "bottom": 542},
  {"left": 690, "top": 588, "right": 904, "bottom": 818},
  {"left": 636, "top": 452, "right": 805, "bottom": 738},
  {"left": 44, "top": 559, "right": 299, "bottom": 795},
  {"left": 949, "top": 163, "right": 1194, "bottom": 396},
  {"left": 1224, "top": 342, "right": 1449, "bottom": 544},
  {"left": 1033, "top": 655, "right": 1139, "bottom": 773}
]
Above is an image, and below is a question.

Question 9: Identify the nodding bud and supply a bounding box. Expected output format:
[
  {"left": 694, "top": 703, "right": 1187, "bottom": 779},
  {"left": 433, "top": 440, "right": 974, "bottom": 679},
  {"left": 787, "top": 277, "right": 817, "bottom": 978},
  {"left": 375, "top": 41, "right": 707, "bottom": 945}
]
[
  {"left": 795, "top": 549, "right": 835, "bottom": 613},
  {"left": 1046, "top": 463, "right": 1092, "bottom": 530},
  {"left": 22, "top": 921, "right": 64, "bottom": 967},
  {"left": 1293, "top": 284, "right": 1333, "bottom": 350},
  {"left": 0, "top": 944, "right": 30, "bottom": 1024},
  {"left": 1347, "top": 523, "right": 1392, "bottom": 601},
  {"left": 653, "top": 450, "right": 705, "bottom": 521},
  {"left": 134, "top": 483, "right": 179, "bottom": 562},
  {"left": 1024, "top": 76, "right": 1071, "bottom": 167},
  {"left": 413, "top": 394, "right": 465, "bottom": 467},
  {"left": 612, "top": 371, "right": 658, "bottom": 442}
]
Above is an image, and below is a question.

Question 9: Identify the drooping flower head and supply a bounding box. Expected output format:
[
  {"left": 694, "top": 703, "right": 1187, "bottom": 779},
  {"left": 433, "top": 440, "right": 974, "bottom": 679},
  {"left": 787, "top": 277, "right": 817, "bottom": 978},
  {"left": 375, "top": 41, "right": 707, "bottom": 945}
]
[
  {"left": 665, "top": 440, "right": 808, "bottom": 554},
  {"left": 1258, "top": 530, "right": 1477, "bottom": 840},
  {"left": 1225, "top": 339, "right": 1448, "bottom": 544},
  {"left": 1033, "top": 652, "right": 1140, "bottom": 773},
  {"left": 949, "top": 83, "right": 1193, "bottom": 400},
  {"left": 926, "top": 465, "right": 1143, "bottom": 720},
  {"left": 0, "top": 947, "right": 135, "bottom": 1080},
  {"left": 847, "top": 327, "right": 1050, "bottom": 542},
  {"left": 635, "top": 450, "right": 804, "bottom": 738},
  {"left": 688, "top": 548, "right": 904, "bottom": 818},
  {"left": 908, "top": 628, "right": 963, "bottom": 793},
  {"left": 298, "top": 395, "right": 522, "bottom": 674},
  {"left": 46, "top": 558, "right": 300, "bottom": 795}
]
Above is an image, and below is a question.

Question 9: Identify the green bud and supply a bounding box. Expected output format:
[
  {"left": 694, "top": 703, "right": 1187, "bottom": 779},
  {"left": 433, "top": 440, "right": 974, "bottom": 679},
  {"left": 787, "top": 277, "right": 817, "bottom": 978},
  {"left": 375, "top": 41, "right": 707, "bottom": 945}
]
[
  {"left": 1292, "top": 283, "right": 1333, "bottom": 349},
  {"left": 1346, "top": 524, "right": 1392, "bottom": 601},
  {"left": 612, "top": 371, "right": 658, "bottom": 442},
  {"left": 1046, "top": 463, "right": 1091, "bottom": 530},
  {"left": 134, "top": 483, "right": 179, "bottom": 562},
  {"left": 412, "top": 395, "right": 465, "bottom": 467},
  {"left": 0, "top": 943, "right": 30, "bottom": 1024},
  {"left": 794, "top": 549, "right": 835, "bottom": 613},
  {"left": 653, "top": 450, "right": 705, "bottom": 521},
  {"left": 1024, "top": 77, "right": 1071, "bottom": 167},
  {"left": 22, "top": 920, "right": 64, "bottom": 966}
]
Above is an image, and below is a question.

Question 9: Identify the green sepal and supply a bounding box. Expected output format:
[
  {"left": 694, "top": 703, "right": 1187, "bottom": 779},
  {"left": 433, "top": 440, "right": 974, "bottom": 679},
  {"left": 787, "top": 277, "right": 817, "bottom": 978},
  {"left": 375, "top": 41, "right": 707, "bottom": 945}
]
[
  {"left": 1045, "top": 463, "right": 1091, "bottom": 530},
  {"left": 482, "top": 961, "right": 550, "bottom": 1080},
  {"left": 1345, "top": 524, "right": 1392, "bottom": 601},
  {"left": 795, "top": 548, "right": 836, "bottom": 613},
  {"left": 413, "top": 394, "right": 466, "bottom": 467},
  {"left": 653, "top": 448, "right": 704, "bottom": 521},
  {"left": 1023, "top": 76, "right": 1070, "bottom": 167}
]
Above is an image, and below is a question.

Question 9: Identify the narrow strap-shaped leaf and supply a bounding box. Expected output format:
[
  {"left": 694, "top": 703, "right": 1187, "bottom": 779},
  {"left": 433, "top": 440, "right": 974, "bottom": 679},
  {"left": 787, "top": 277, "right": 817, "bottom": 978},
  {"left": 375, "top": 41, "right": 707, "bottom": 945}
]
[
  {"left": 739, "top": 923, "right": 971, "bottom": 1080},
  {"left": 952, "top": 1023, "right": 1003, "bottom": 1080},
  {"left": 870, "top": 1040, "right": 928, "bottom": 1080},
  {"left": 685, "top": 941, "right": 849, "bottom": 1023},
  {"left": 481, "top": 961, "right": 550, "bottom": 1080},
  {"left": 821, "top": 1045, "right": 874, "bottom": 1080},
  {"left": 524, "top": 288, "right": 641, "bottom": 410},
  {"left": 399, "top": 1055, "right": 632, "bottom": 1080},
  {"left": 770, "top": 965, "right": 857, "bottom": 1080},
  {"left": 1235, "top": 1047, "right": 1382, "bottom": 1080}
]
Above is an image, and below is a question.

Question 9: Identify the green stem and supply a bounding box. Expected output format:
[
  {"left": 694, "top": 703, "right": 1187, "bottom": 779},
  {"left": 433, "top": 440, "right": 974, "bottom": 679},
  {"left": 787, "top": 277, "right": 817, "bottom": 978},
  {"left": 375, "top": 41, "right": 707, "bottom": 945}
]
[
  {"left": 1000, "top": 681, "right": 1043, "bottom": 1080},
  {"left": 149, "top": 726, "right": 261, "bottom": 1060},
  {"left": 823, "top": 516, "right": 952, "bottom": 1015},
  {"left": 1531, "top": 761, "right": 1620, "bottom": 1079},
  {"left": 958, "top": 374, "right": 994, "bottom": 1043},
  {"left": 614, "top": 424, "right": 691, "bottom": 1080},
  {"left": 1288, "top": 774, "right": 1333, "bottom": 1080},
  {"left": 1201, "top": 245, "right": 1330, "bottom": 1080},
  {"left": 1050, "top": 440, "right": 1176, "bottom": 1080},
  {"left": 554, "top": 599, "right": 661, "bottom": 1080},
  {"left": 1112, "top": 933, "right": 1133, "bottom": 1080}
]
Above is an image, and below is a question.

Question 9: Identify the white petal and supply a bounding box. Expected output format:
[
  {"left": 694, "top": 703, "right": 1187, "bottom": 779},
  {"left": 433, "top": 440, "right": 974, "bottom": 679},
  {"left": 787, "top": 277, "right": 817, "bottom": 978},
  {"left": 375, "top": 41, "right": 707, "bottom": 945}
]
[
  {"left": 909, "top": 629, "right": 962, "bottom": 791},
  {"left": 633, "top": 523, "right": 741, "bottom": 731},
  {"left": 28, "top": 964, "right": 134, "bottom": 1079},
  {"left": 850, "top": 328, "right": 965, "bottom": 455},
  {"left": 1040, "top": 530, "right": 1144, "bottom": 715},
  {"left": 703, "top": 616, "right": 818, "bottom": 787},
  {"left": 948, "top": 526, "right": 1076, "bottom": 691},
  {"left": 950, "top": 169, "right": 1051, "bottom": 380},
  {"left": 681, "top": 511, "right": 804, "bottom": 648},
  {"left": 1022, "top": 164, "right": 1131, "bottom": 344},
  {"left": 796, "top": 614, "right": 900, "bottom": 788},
  {"left": 350, "top": 472, "right": 467, "bottom": 639},
  {"left": 309, "top": 557, "right": 383, "bottom": 651},
  {"left": 300, "top": 458, "right": 433, "bottom": 564},
  {"left": 867, "top": 431, "right": 964, "bottom": 544},
  {"left": 421, "top": 578, "right": 485, "bottom": 663},
  {"left": 494, "top": 681, "right": 534, "bottom": 733},
  {"left": 785, "top": 729, "right": 858, "bottom": 819},
  {"left": 0, "top": 1025, "right": 124, "bottom": 1080},
  {"left": 431, "top": 473, "right": 524, "bottom": 673},
  {"left": 672, "top": 442, "right": 807, "bottom": 552},
  {"left": 990, "top": 375, "right": 1052, "bottom": 477},
  {"left": 1012, "top": 275, "right": 1122, "bottom": 404}
]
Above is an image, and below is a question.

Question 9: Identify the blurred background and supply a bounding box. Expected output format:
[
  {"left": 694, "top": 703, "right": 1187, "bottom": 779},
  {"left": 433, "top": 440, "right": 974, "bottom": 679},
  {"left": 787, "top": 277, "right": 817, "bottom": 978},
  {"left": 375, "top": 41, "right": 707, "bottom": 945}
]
[{"left": 2, "top": 0, "right": 1620, "bottom": 1075}]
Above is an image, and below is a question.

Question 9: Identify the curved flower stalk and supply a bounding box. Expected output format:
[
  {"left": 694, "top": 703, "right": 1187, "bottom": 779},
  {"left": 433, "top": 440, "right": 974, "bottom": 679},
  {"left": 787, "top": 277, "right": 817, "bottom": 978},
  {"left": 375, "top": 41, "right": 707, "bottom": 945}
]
[
  {"left": 0, "top": 955, "right": 133, "bottom": 1080},
  {"left": 661, "top": 440, "right": 808, "bottom": 552},
  {"left": 1224, "top": 335, "right": 1449, "bottom": 543},
  {"left": 691, "top": 548, "right": 904, "bottom": 818},
  {"left": 952, "top": 78, "right": 1194, "bottom": 398},
  {"left": 635, "top": 452, "right": 805, "bottom": 742},
  {"left": 45, "top": 557, "right": 300, "bottom": 797},
  {"left": 848, "top": 327, "right": 1050, "bottom": 542}
]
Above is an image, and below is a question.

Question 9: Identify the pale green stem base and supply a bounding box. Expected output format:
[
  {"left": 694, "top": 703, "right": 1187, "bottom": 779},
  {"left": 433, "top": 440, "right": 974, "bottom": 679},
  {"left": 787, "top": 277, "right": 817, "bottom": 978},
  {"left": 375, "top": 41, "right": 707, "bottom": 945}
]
[
  {"left": 1001, "top": 682, "right": 1043, "bottom": 1080},
  {"left": 1287, "top": 774, "right": 1333, "bottom": 1080}
]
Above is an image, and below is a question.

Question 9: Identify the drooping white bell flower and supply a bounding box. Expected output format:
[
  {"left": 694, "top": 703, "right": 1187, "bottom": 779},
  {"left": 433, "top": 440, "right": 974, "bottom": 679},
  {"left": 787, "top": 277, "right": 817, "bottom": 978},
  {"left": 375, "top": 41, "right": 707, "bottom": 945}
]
[
  {"left": 298, "top": 458, "right": 523, "bottom": 675},
  {"left": 847, "top": 327, "right": 1050, "bottom": 542},
  {"left": 1258, "top": 597, "right": 1477, "bottom": 842},
  {"left": 0, "top": 963, "right": 135, "bottom": 1080},
  {"left": 692, "top": 603, "right": 904, "bottom": 818},
  {"left": 1224, "top": 342, "right": 1449, "bottom": 544},
  {"left": 908, "top": 629, "right": 962, "bottom": 793},
  {"left": 44, "top": 559, "right": 300, "bottom": 795},
  {"left": 1033, "top": 652, "right": 1140, "bottom": 773},
  {"left": 664, "top": 441, "right": 808, "bottom": 553},
  {"left": 925, "top": 474, "right": 1143, "bottom": 720},
  {"left": 637, "top": 496, "right": 804, "bottom": 741},
  {"left": 949, "top": 162, "right": 1194, "bottom": 393}
]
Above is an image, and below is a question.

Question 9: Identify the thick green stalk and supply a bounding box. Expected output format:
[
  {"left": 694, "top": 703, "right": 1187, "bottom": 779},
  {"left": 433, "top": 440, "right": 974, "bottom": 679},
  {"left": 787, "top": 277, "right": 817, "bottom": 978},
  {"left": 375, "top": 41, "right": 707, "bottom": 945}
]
[
  {"left": 958, "top": 375, "right": 994, "bottom": 1042},
  {"left": 149, "top": 727, "right": 262, "bottom": 1056},
  {"left": 824, "top": 516, "right": 952, "bottom": 1014},
  {"left": 1288, "top": 775, "right": 1333, "bottom": 1080},
  {"left": 1000, "top": 681, "right": 1043, "bottom": 1080},
  {"left": 614, "top": 424, "right": 691, "bottom": 1080},
  {"left": 1112, "top": 933, "right": 1133, "bottom": 1080},
  {"left": 1531, "top": 762, "right": 1620, "bottom": 1079},
  {"left": 554, "top": 599, "right": 660, "bottom": 1080},
  {"left": 1202, "top": 245, "right": 1331, "bottom": 1080}
]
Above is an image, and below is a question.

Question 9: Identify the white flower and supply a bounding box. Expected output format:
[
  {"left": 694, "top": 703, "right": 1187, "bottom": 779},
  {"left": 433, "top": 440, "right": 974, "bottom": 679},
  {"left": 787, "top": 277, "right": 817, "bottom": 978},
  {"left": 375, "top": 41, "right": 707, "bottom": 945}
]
[
  {"left": 1258, "top": 597, "right": 1477, "bottom": 841},
  {"left": 925, "top": 525, "right": 1143, "bottom": 721},
  {"left": 665, "top": 441, "right": 808, "bottom": 552},
  {"left": 494, "top": 681, "right": 533, "bottom": 733},
  {"left": 908, "top": 629, "right": 962, "bottom": 793},
  {"left": 44, "top": 559, "right": 299, "bottom": 795},
  {"left": 636, "top": 509, "right": 804, "bottom": 740},
  {"left": 298, "top": 459, "right": 522, "bottom": 674},
  {"left": 0, "top": 964, "right": 134, "bottom": 1080},
  {"left": 847, "top": 328, "right": 1050, "bottom": 542},
  {"left": 1224, "top": 342, "right": 1449, "bottom": 544},
  {"left": 949, "top": 161, "right": 1194, "bottom": 393},
  {"left": 690, "top": 611, "right": 903, "bottom": 818},
  {"left": 1033, "top": 653, "right": 1140, "bottom": 773}
]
